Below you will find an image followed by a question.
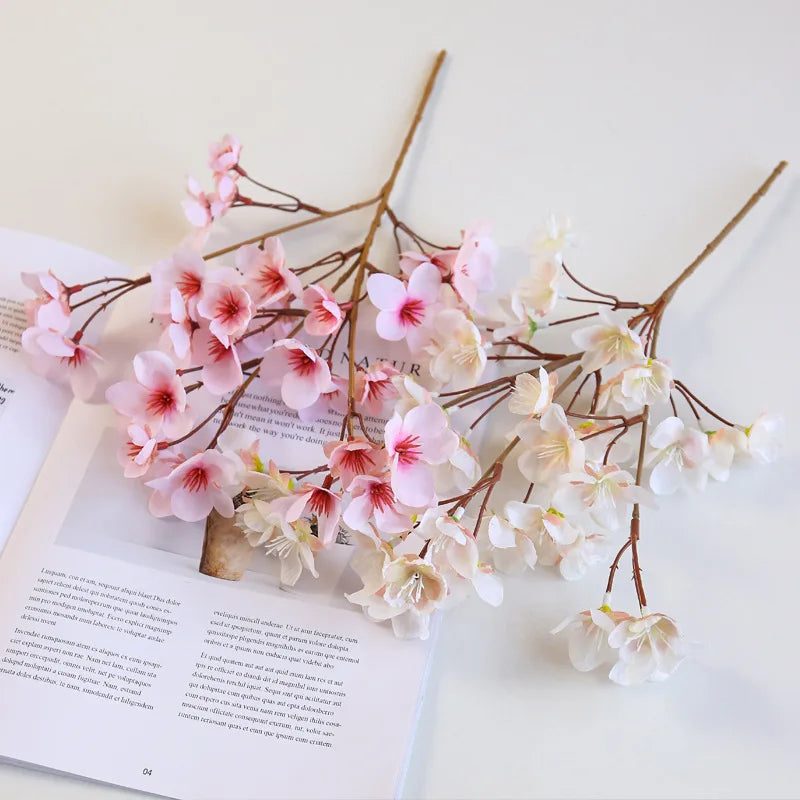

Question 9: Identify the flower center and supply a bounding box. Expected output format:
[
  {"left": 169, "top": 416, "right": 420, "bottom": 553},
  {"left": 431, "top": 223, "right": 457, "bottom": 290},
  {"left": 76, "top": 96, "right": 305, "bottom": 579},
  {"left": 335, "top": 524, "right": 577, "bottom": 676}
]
[
  {"left": 257, "top": 266, "right": 286, "bottom": 299},
  {"left": 287, "top": 348, "right": 317, "bottom": 376},
  {"left": 393, "top": 434, "right": 423, "bottom": 466},
  {"left": 146, "top": 389, "right": 175, "bottom": 416},
  {"left": 176, "top": 270, "right": 202, "bottom": 299},
  {"left": 309, "top": 488, "right": 334, "bottom": 517},
  {"left": 368, "top": 481, "right": 395, "bottom": 512},
  {"left": 216, "top": 289, "right": 243, "bottom": 324},
  {"left": 183, "top": 466, "right": 209, "bottom": 493},
  {"left": 340, "top": 447, "right": 374, "bottom": 475},
  {"left": 398, "top": 298, "right": 425, "bottom": 327}
]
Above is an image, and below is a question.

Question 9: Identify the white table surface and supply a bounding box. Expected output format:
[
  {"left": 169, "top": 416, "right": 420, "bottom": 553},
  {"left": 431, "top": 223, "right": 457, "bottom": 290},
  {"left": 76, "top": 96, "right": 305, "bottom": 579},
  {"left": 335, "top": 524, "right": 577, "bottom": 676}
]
[{"left": 2, "top": 1, "right": 800, "bottom": 798}]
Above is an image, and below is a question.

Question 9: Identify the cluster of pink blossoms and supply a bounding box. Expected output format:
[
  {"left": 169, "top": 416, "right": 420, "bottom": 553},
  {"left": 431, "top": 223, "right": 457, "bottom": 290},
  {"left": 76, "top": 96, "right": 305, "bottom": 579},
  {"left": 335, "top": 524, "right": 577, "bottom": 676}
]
[{"left": 19, "top": 134, "right": 783, "bottom": 684}]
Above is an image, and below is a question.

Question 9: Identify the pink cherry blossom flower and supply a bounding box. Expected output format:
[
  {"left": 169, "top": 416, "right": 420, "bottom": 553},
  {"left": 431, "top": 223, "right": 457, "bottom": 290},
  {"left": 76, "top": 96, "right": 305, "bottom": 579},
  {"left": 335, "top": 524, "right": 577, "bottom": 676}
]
[
  {"left": 151, "top": 246, "right": 208, "bottom": 317},
  {"left": 297, "top": 373, "right": 352, "bottom": 423},
  {"left": 302, "top": 284, "right": 344, "bottom": 337},
  {"left": 608, "top": 610, "right": 687, "bottom": 685},
  {"left": 551, "top": 606, "right": 632, "bottom": 672},
  {"left": 106, "top": 350, "right": 189, "bottom": 438},
  {"left": 21, "top": 270, "right": 70, "bottom": 330},
  {"left": 384, "top": 403, "right": 458, "bottom": 507},
  {"left": 118, "top": 423, "right": 163, "bottom": 478},
  {"left": 367, "top": 262, "right": 441, "bottom": 349},
  {"left": 208, "top": 134, "right": 242, "bottom": 175},
  {"left": 358, "top": 361, "right": 400, "bottom": 416},
  {"left": 209, "top": 172, "right": 238, "bottom": 218},
  {"left": 195, "top": 272, "right": 253, "bottom": 347},
  {"left": 517, "top": 404, "right": 586, "bottom": 485},
  {"left": 271, "top": 483, "right": 342, "bottom": 547},
  {"left": 164, "top": 288, "right": 193, "bottom": 361},
  {"left": 342, "top": 475, "right": 415, "bottom": 536},
  {"left": 259, "top": 339, "right": 334, "bottom": 411},
  {"left": 21, "top": 328, "right": 101, "bottom": 400},
  {"left": 235, "top": 239, "right": 302, "bottom": 307},
  {"left": 146, "top": 449, "right": 238, "bottom": 522},
  {"left": 399, "top": 249, "right": 457, "bottom": 279},
  {"left": 323, "top": 438, "right": 386, "bottom": 490},
  {"left": 646, "top": 416, "right": 709, "bottom": 495},
  {"left": 451, "top": 221, "right": 497, "bottom": 310},
  {"left": 572, "top": 311, "right": 644, "bottom": 373},
  {"left": 192, "top": 325, "right": 244, "bottom": 396},
  {"left": 182, "top": 176, "right": 213, "bottom": 228}
]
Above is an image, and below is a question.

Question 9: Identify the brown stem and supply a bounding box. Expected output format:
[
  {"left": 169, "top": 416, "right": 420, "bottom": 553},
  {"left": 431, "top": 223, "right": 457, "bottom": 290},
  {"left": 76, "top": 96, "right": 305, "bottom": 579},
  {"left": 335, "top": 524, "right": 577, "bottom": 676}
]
[
  {"left": 650, "top": 161, "right": 788, "bottom": 356},
  {"left": 202, "top": 194, "right": 381, "bottom": 261},
  {"left": 345, "top": 50, "right": 447, "bottom": 435}
]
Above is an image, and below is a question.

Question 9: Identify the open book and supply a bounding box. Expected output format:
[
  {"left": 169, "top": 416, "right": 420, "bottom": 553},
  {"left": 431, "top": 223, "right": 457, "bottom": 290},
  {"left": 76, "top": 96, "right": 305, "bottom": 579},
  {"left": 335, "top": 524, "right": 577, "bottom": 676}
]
[{"left": 0, "top": 230, "right": 435, "bottom": 799}]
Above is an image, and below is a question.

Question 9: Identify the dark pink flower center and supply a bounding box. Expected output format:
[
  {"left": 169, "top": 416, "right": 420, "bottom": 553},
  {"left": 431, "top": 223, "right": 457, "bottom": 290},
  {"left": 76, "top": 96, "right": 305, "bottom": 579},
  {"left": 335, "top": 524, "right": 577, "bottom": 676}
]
[
  {"left": 398, "top": 298, "right": 425, "bottom": 327},
  {"left": 147, "top": 388, "right": 176, "bottom": 417},
  {"left": 393, "top": 434, "right": 423, "bottom": 467},
  {"left": 287, "top": 348, "right": 317, "bottom": 376},
  {"left": 207, "top": 336, "right": 229, "bottom": 363},
  {"left": 126, "top": 441, "right": 144, "bottom": 459},
  {"left": 309, "top": 488, "right": 335, "bottom": 516},
  {"left": 363, "top": 377, "right": 391, "bottom": 405},
  {"left": 339, "top": 447, "right": 375, "bottom": 475},
  {"left": 368, "top": 481, "right": 395, "bottom": 513},
  {"left": 183, "top": 466, "right": 209, "bottom": 493},
  {"left": 215, "top": 289, "right": 244, "bottom": 323},
  {"left": 63, "top": 346, "right": 85, "bottom": 369},
  {"left": 176, "top": 270, "right": 202, "bottom": 299},
  {"left": 257, "top": 266, "right": 287, "bottom": 299}
]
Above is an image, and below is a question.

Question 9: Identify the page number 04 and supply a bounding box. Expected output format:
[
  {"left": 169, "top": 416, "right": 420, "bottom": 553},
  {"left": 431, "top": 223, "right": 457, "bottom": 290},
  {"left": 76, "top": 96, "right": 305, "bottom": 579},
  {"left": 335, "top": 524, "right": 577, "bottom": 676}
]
[{"left": 142, "top": 768, "right": 153, "bottom": 776}]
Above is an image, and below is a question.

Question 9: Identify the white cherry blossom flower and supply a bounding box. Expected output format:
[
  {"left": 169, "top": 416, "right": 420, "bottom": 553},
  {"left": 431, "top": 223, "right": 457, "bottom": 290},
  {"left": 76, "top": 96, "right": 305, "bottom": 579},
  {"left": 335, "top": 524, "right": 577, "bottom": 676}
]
[
  {"left": 262, "top": 518, "right": 322, "bottom": 587},
  {"left": 434, "top": 437, "right": 481, "bottom": 495},
  {"left": 391, "top": 374, "right": 435, "bottom": 416},
  {"left": 571, "top": 312, "right": 644, "bottom": 373},
  {"left": 646, "top": 417, "right": 710, "bottom": 495},
  {"left": 533, "top": 212, "right": 575, "bottom": 263},
  {"left": 426, "top": 308, "right": 488, "bottom": 388},
  {"left": 347, "top": 551, "right": 447, "bottom": 641},
  {"left": 705, "top": 426, "right": 746, "bottom": 482},
  {"left": 515, "top": 254, "right": 561, "bottom": 317},
  {"left": 556, "top": 530, "right": 609, "bottom": 581},
  {"left": 743, "top": 412, "right": 784, "bottom": 464},
  {"left": 508, "top": 367, "right": 556, "bottom": 417},
  {"left": 417, "top": 510, "right": 503, "bottom": 606},
  {"left": 236, "top": 497, "right": 285, "bottom": 546},
  {"left": 599, "top": 359, "right": 672, "bottom": 412},
  {"left": 608, "top": 610, "right": 687, "bottom": 685},
  {"left": 551, "top": 606, "right": 632, "bottom": 672},
  {"left": 517, "top": 404, "right": 586, "bottom": 485},
  {"left": 554, "top": 462, "right": 654, "bottom": 530}
]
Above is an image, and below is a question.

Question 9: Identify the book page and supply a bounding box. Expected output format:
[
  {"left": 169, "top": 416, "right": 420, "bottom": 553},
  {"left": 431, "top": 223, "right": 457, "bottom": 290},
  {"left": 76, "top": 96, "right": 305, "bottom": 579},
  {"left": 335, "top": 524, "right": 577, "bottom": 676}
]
[
  {"left": 0, "top": 229, "right": 126, "bottom": 552},
  {"left": 0, "top": 313, "right": 446, "bottom": 798}
]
